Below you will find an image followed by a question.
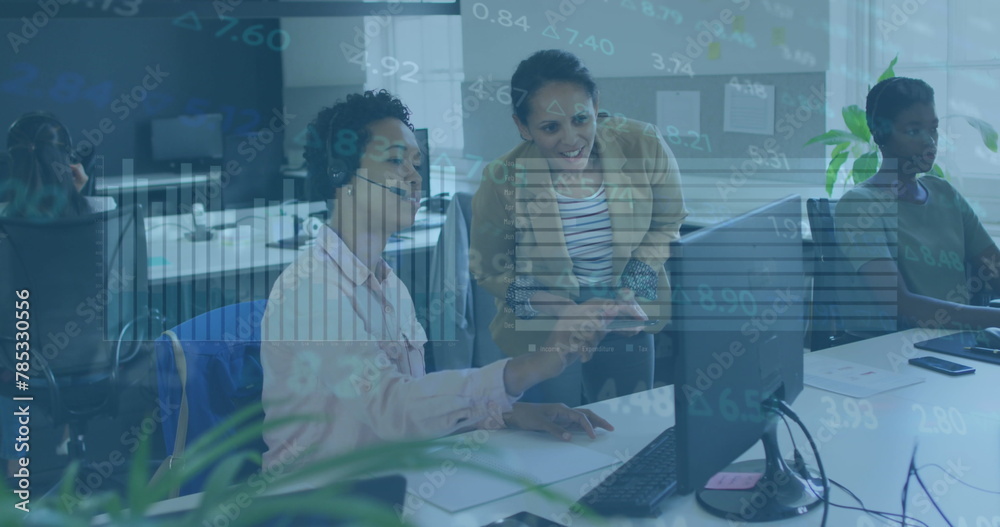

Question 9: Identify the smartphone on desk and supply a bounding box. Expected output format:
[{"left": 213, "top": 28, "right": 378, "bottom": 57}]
[
  {"left": 909, "top": 356, "right": 975, "bottom": 376},
  {"left": 606, "top": 318, "right": 661, "bottom": 330}
]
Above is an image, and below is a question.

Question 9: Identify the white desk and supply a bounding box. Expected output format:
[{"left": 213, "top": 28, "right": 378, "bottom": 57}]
[
  {"left": 144, "top": 202, "right": 444, "bottom": 324},
  {"left": 145, "top": 202, "right": 443, "bottom": 286},
  {"left": 406, "top": 328, "right": 1000, "bottom": 526},
  {"left": 96, "top": 173, "right": 213, "bottom": 193},
  {"left": 128, "top": 329, "right": 1000, "bottom": 525}
]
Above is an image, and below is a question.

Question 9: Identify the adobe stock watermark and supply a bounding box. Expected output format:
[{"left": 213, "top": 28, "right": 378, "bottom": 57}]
[
  {"left": 878, "top": 0, "right": 929, "bottom": 39},
  {"left": 200, "top": 439, "right": 308, "bottom": 527},
  {"left": 7, "top": 0, "right": 140, "bottom": 54},
  {"left": 58, "top": 397, "right": 180, "bottom": 512},
  {"left": 679, "top": 286, "right": 801, "bottom": 402},
  {"left": 60, "top": 64, "right": 171, "bottom": 167},
  {"left": 717, "top": 83, "right": 827, "bottom": 202},
  {"left": 670, "top": 0, "right": 750, "bottom": 70},
  {"left": 394, "top": 407, "right": 506, "bottom": 521}
]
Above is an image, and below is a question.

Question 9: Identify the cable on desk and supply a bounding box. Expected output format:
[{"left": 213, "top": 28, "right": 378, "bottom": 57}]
[
  {"left": 767, "top": 399, "right": 829, "bottom": 527},
  {"left": 777, "top": 413, "right": 931, "bottom": 527},
  {"left": 903, "top": 446, "right": 954, "bottom": 527},
  {"left": 146, "top": 222, "right": 193, "bottom": 234},
  {"left": 917, "top": 464, "right": 1000, "bottom": 495}
]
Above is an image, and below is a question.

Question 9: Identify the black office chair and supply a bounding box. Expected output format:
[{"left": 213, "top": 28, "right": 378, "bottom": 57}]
[
  {"left": 0, "top": 205, "right": 150, "bottom": 469},
  {"left": 806, "top": 198, "right": 895, "bottom": 350}
]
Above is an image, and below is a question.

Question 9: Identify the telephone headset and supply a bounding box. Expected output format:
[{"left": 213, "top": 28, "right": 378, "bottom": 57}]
[
  {"left": 869, "top": 77, "right": 905, "bottom": 146},
  {"left": 324, "top": 117, "right": 408, "bottom": 199},
  {"left": 7, "top": 111, "right": 78, "bottom": 163}
]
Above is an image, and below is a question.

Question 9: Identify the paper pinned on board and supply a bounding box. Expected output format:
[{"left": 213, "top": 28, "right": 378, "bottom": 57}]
[
  {"left": 656, "top": 90, "right": 701, "bottom": 136},
  {"left": 723, "top": 83, "right": 775, "bottom": 135}
]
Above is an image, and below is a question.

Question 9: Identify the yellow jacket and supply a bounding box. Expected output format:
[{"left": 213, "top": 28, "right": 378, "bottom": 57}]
[{"left": 470, "top": 115, "right": 688, "bottom": 357}]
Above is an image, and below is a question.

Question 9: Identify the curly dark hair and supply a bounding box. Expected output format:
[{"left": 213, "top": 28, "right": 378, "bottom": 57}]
[
  {"left": 866, "top": 77, "right": 935, "bottom": 147},
  {"left": 304, "top": 90, "right": 413, "bottom": 205},
  {"left": 510, "top": 49, "right": 598, "bottom": 125}
]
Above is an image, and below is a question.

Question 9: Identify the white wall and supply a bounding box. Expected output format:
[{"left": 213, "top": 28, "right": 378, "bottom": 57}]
[{"left": 460, "top": 0, "right": 829, "bottom": 79}]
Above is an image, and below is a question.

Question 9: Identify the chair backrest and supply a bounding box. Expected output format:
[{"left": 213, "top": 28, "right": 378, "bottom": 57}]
[
  {"left": 425, "top": 192, "right": 505, "bottom": 371},
  {"left": 806, "top": 198, "right": 893, "bottom": 350},
  {"left": 0, "top": 205, "right": 148, "bottom": 376},
  {"left": 154, "top": 299, "right": 267, "bottom": 496}
]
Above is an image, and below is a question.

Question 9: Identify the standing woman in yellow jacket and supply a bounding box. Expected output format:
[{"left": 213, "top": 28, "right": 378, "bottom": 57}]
[{"left": 471, "top": 50, "right": 688, "bottom": 406}]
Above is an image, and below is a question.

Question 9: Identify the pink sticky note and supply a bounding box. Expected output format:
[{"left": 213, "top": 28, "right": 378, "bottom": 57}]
[{"left": 704, "top": 472, "right": 763, "bottom": 490}]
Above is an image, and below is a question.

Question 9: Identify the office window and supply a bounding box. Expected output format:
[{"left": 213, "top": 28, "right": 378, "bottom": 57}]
[
  {"left": 872, "top": 0, "right": 1000, "bottom": 232},
  {"left": 363, "top": 12, "right": 465, "bottom": 155}
]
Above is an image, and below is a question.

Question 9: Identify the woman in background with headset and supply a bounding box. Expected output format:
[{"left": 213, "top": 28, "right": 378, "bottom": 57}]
[
  {"left": 835, "top": 77, "right": 1000, "bottom": 330},
  {"left": 259, "top": 90, "right": 623, "bottom": 472},
  {"left": 0, "top": 112, "right": 113, "bottom": 218},
  {"left": 0, "top": 112, "right": 116, "bottom": 481},
  {"left": 471, "top": 50, "right": 688, "bottom": 406}
]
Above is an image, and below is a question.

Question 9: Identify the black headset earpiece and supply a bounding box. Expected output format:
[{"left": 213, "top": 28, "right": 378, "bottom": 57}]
[{"left": 7, "top": 111, "right": 74, "bottom": 156}]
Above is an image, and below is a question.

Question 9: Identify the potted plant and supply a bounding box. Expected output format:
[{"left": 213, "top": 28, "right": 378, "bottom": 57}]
[
  {"left": 0, "top": 407, "right": 579, "bottom": 526},
  {"left": 806, "top": 55, "right": 999, "bottom": 195}
]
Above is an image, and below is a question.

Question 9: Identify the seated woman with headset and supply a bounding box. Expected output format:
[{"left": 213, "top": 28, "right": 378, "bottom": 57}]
[
  {"left": 259, "top": 91, "right": 622, "bottom": 471},
  {"left": 835, "top": 77, "right": 1000, "bottom": 331},
  {"left": 1, "top": 112, "right": 114, "bottom": 217},
  {"left": 0, "top": 112, "right": 116, "bottom": 479}
]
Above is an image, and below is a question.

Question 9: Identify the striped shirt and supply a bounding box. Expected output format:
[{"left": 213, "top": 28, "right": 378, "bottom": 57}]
[{"left": 555, "top": 184, "right": 615, "bottom": 286}]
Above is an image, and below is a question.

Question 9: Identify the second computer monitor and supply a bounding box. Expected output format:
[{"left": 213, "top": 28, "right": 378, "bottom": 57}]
[
  {"left": 414, "top": 128, "right": 430, "bottom": 199},
  {"left": 669, "top": 194, "right": 806, "bottom": 494}
]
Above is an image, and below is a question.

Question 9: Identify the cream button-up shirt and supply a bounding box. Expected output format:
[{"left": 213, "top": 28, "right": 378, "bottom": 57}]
[{"left": 261, "top": 225, "right": 516, "bottom": 471}]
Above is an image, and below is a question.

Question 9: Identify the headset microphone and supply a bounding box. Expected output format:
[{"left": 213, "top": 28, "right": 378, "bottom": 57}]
[{"left": 355, "top": 173, "right": 409, "bottom": 198}]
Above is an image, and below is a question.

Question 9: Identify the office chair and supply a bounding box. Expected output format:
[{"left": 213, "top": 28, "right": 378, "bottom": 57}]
[
  {"left": 0, "top": 205, "right": 150, "bottom": 472},
  {"left": 426, "top": 192, "right": 506, "bottom": 371},
  {"left": 153, "top": 299, "right": 266, "bottom": 497},
  {"left": 806, "top": 198, "right": 895, "bottom": 350}
]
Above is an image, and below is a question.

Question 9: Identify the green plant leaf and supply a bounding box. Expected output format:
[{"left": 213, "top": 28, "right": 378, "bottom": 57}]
[
  {"left": 877, "top": 54, "right": 898, "bottom": 83},
  {"left": 195, "top": 451, "right": 259, "bottom": 521},
  {"left": 804, "top": 130, "right": 868, "bottom": 147},
  {"left": 127, "top": 431, "right": 154, "bottom": 517},
  {"left": 850, "top": 151, "right": 880, "bottom": 185},
  {"left": 842, "top": 105, "right": 871, "bottom": 143},
  {"left": 963, "top": 115, "right": 999, "bottom": 152},
  {"left": 826, "top": 145, "right": 850, "bottom": 196}
]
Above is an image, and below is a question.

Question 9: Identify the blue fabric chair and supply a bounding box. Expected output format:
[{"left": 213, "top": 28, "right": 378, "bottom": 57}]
[{"left": 153, "top": 299, "right": 267, "bottom": 496}]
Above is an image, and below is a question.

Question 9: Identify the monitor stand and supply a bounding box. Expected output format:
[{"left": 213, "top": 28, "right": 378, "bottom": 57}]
[{"left": 696, "top": 417, "right": 824, "bottom": 522}]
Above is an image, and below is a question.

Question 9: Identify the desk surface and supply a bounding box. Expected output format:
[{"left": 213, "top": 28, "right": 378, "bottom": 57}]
[
  {"left": 131, "top": 329, "right": 1000, "bottom": 526},
  {"left": 145, "top": 202, "right": 443, "bottom": 286},
  {"left": 95, "top": 173, "right": 213, "bottom": 193},
  {"left": 408, "top": 328, "right": 999, "bottom": 526}
]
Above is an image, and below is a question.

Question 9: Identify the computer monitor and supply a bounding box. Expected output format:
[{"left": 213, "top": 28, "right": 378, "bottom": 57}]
[
  {"left": 151, "top": 114, "right": 224, "bottom": 165},
  {"left": 669, "top": 194, "right": 816, "bottom": 520},
  {"left": 414, "top": 128, "right": 430, "bottom": 199}
]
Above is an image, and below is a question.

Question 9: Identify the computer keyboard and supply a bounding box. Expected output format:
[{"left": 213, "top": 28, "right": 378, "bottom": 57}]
[{"left": 576, "top": 426, "right": 678, "bottom": 517}]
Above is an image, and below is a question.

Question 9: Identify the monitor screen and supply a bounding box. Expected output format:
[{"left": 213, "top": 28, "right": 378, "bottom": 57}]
[
  {"left": 151, "top": 114, "right": 224, "bottom": 163},
  {"left": 414, "top": 128, "right": 430, "bottom": 199},
  {"left": 670, "top": 194, "right": 806, "bottom": 494}
]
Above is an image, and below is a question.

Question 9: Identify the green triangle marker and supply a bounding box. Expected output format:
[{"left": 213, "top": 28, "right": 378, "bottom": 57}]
[
  {"left": 432, "top": 152, "right": 454, "bottom": 167},
  {"left": 173, "top": 11, "right": 202, "bottom": 31},
  {"left": 546, "top": 99, "right": 565, "bottom": 116}
]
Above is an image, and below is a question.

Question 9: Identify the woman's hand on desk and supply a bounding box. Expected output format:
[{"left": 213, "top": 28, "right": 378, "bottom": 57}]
[{"left": 504, "top": 402, "right": 614, "bottom": 441}]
